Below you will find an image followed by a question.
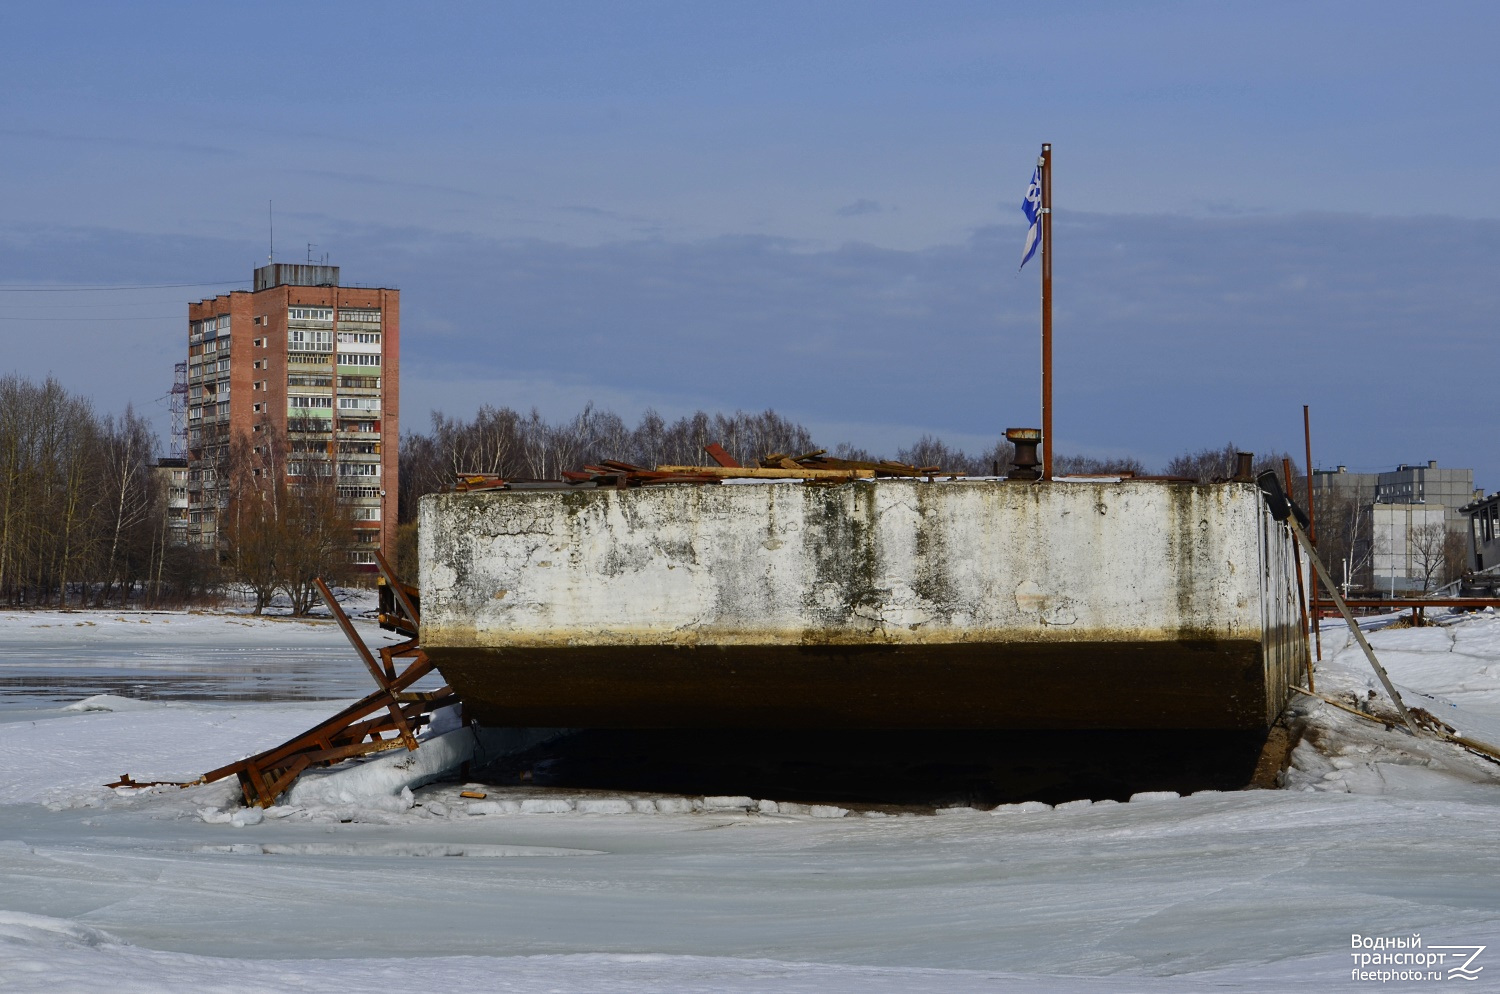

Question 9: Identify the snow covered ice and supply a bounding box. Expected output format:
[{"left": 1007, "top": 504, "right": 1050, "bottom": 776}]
[{"left": 1, "top": 608, "right": 1498, "bottom": 991}]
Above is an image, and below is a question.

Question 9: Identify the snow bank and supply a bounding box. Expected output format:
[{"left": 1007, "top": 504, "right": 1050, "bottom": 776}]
[
  {"left": 1284, "top": 611, "right": 1500, "bottom": 798},
  {"left": 0, "top": 910, "right": 1345, "bottom": 993},
  {"left": 5, "top": 607, "right": 1500, "bottom": 993},
  {"left": 0, "top": 699, "right": 338, "bottom": 808},
  {"left": 282, "top": 724, "right": 559, "bottom": 809},
  {"left": 60, "top": 695, "right": 166, "bottom": 713}
]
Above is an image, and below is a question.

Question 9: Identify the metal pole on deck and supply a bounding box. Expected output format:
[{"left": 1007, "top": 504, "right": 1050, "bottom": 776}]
[
  {"left": 1284, "top": 456, "right": 1316, "bottom": 692},
  {"left": 1040, "top": 144, "right": 1054, "bottom": 480},
  {"left": 1303, "top": 406, "right": 1316, "bottom": 545},
  {"left": 1304, "top": 405, "right": 1323, "bottom": 661}
]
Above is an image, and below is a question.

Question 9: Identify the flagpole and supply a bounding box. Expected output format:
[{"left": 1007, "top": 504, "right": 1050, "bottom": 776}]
[{"left": 1040, "top": 143, "right": 1053, "bottom": 480}]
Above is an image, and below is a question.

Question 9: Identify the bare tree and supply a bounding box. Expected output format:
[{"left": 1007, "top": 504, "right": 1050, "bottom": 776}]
[
  {"left": 97, "top": 406, "right": 158, "bottom": 605},
  {"left": 1165, "top": 443, "right": 1296, "bottom": 484},
  {"left": 1443, "top": 528, "right": 1470, "bottom": 589},
  {"left": 281, "top": 467, "right": 356, "bottom": 616},
  {"left": 1312, "top": 489, "right": 1377, "bottom": 593},
  {"left": 1408, "top": 522, "right": 1450, "bottom": 593},
  {"left": 221, "top": 437, "right": 286, "bottom": 614},
  {"left": 1052, "top": 454, "right": 1146, "bottom": 476}
]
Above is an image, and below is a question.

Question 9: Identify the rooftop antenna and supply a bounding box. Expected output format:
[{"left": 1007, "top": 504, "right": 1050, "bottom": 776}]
[
  {"left": 307, "top": 242, "right": 316, "bottom": 264},
  {"left": 268, "top": 200, "right": 275, "bottom": 263}
]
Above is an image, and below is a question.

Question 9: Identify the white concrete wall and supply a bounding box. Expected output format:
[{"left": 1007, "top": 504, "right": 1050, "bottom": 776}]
[{"left": 420, "top": 480, "right": 1288, "bottom": 650}]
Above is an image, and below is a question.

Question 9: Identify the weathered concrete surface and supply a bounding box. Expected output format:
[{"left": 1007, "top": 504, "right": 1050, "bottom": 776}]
[{"left": 419, "top": 480, "right": 1306, "bottom": 730}]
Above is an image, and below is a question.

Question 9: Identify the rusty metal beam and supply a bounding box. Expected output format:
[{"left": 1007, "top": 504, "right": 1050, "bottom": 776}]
[
  {"left": 374, "top": 549, "right": 420, "bottom": 628},
  {"left": 1318, "top": 597, "right": 1500, "bottom": 610},
  {"left": 118, "top": 556, "right": 459, "bottom": 807}
]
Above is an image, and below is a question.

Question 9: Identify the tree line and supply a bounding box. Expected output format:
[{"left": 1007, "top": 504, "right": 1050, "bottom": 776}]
[
  {"left": 0, "top": 375, "right": 209, "bottom": 607},
  {"left": 0, "top": 375, "right": 354, "bottom": 612},
  {"left": 396, "top": 405, "right": 1301, "bottom": 525},
  {"left": 0, "top": 372, "right": 1465, "bottom": 608}
]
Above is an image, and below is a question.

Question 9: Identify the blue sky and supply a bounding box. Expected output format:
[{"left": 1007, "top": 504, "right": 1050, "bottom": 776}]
[{"left": 2, "top": 2, "right": 1498, "bottom": 483}]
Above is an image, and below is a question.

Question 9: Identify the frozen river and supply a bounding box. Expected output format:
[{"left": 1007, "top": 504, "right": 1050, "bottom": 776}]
[
  {"left": 0, "top": 611, "right": 397, "bottom": 710},
  {"left": 1, "top": 609, "right": 1498, "bottom": 992}
]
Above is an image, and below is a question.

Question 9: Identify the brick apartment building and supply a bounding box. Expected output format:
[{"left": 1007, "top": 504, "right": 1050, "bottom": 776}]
[{"left": 185, "top": 263, "right": 398, "bottom": 568}]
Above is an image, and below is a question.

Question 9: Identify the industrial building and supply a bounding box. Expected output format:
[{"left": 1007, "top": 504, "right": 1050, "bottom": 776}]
[
  {"left": 1371, "top": 503, "right": 1449, "bottom": 594},
  {"left": 184, "top": 263, "right": 399, "bottom": 567},
  {"left": 1374, "top": 461, "right": 1476, "bottom": 529},
  {"left": 1314, "top": 460, "right": 1480, "bottom": 592},
  {"left": 1462, "top": 491, "right": 1500, "bottom": 573}
]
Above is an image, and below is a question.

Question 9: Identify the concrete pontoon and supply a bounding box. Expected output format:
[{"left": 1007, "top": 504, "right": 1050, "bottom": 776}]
[{"left": 418, "top": 479, "right": 1306, "bottom": 731}]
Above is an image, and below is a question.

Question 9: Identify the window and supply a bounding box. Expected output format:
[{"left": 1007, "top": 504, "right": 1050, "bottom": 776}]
[
  {"left": 288, "top": 307, "right": 333, "bottom": 322},
  {"left": 351, "top": 507, "right": 382, "bottom": 521},
  {"left": 253, "top": 337, "right": 266, "bottom": 347},
  {"left": 287, "top": 352, "right": 331, "bottom": 365},
  {"left": 338, "top": 396, "right": 380, "bottom": 411},
  {"left": 338, "top": 309, "right": 381, "bottom": 324},
  {"left": 348, "top": 551, "right": 376, "bottom": 565},
  {"left": 338, "top": 376, "right": 380, "bottom": 389},
  {"left": 338, "top": 486, "right": 381, "bottom": 499},
  {"left": 289, "top": 395, "right": 333, "bottom": 409},
  {"left": 288, "top": 329, "right": 333, "bottom": 348},
  {"left": 252, "top": 403, "right": 264, "bottom": 413},
  {"left": 288, "top": 374, "right": 331, "bottom": 387},
  {"left": 337, "top": 352, "right": 380, "bottom": 367},
  {"left": 336, "top": 331, "right": 381, "bottom": 344},
  {"left": 339, "top": 463, "right": 380, "bottom": 477}
]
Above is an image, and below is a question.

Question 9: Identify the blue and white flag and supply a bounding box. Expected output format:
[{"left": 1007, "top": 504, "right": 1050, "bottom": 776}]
[{"left": 1020, "top": 165, "right": 1042, "bottom": 270}]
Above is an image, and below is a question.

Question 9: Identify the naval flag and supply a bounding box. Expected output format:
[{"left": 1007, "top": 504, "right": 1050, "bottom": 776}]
[{"left": 1020, "top": 165, "right": 1042, "bottom": 269}]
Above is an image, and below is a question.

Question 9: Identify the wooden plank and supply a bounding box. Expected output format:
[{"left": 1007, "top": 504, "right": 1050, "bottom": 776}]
[
  {"left": 799, "top": 456, "right": 925, "bottom": 475},
  {"left": 703, "top": 443, "right": 740, "bottom": 468},
  {"left": 656, "top": 465, "right": 874, "bottom": 480}
]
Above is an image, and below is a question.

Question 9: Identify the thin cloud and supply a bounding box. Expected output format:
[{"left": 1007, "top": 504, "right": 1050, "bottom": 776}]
[
  {"left": 836, "top": 199, "right": 884, "bottom": 217},
  {"left": 1, "top": 212, "right": 1497, "bottom": 483}
]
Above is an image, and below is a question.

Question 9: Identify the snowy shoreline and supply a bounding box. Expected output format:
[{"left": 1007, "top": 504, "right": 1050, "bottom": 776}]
[{"left": 1, "top": 607, "right": 1498, "bottom": 991}]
